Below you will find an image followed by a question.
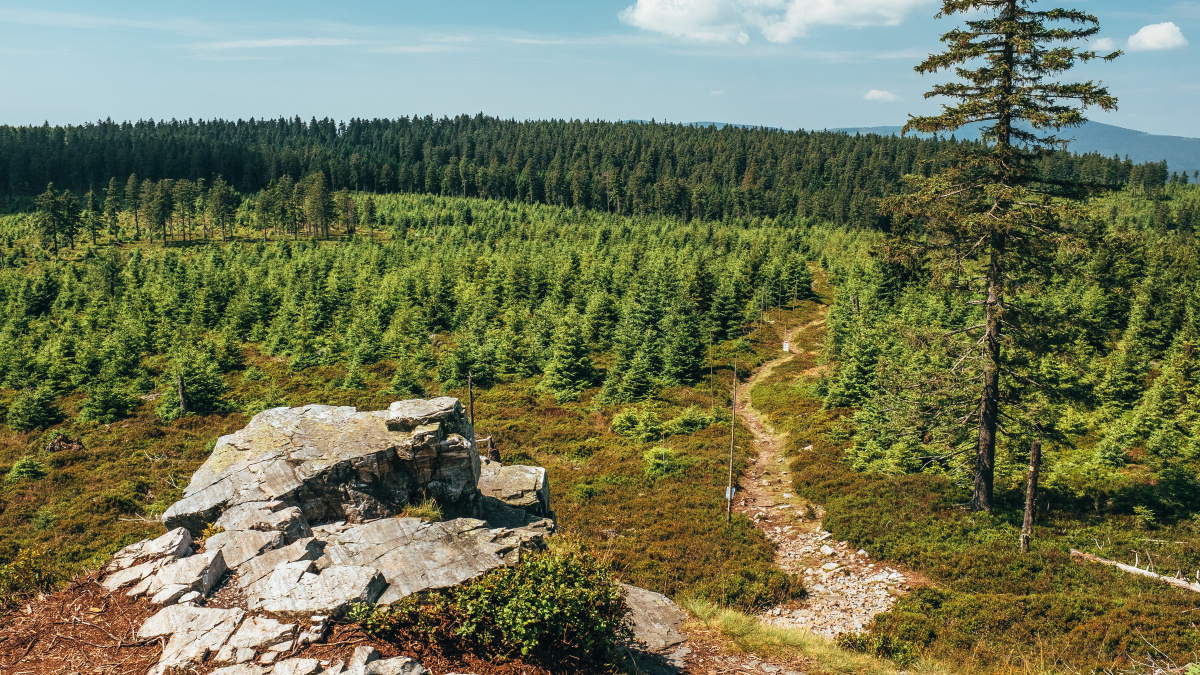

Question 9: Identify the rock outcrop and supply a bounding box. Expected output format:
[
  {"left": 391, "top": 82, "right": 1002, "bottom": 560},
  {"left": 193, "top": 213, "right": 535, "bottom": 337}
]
[
  {"left": 100, "top": 398, "right": 555, "bottom": 675},
  {"left": 162, "top": 399, "right": 480, "bottom": 536}
]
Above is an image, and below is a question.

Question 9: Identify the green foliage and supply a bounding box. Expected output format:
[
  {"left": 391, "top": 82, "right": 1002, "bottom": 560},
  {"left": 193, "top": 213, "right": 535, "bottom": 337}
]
[
  {"left": 538, "top": 308, "right": 594, "bottom": 402},
  {"left": 155, "top": 350, "right": 228, "bottom": 422},
  {"left": 664, "top": 405, "right": 718, "bottom": 435},
  {"left": 77, "top": 381, "right": 134, "bottom": 424},
  {"left": 611, "top": 406, "right": 663, "bottom": 442},
  {"left": 836, "top": 632, "right": 916, "bottom": 667},
  {"left": 6, "top": 385, "right": 61, "bottom": 432},
  {"left": 0, "top": 547, "right": 62, "bottom": 607},
  {"left": 6, "top": 456, "right": 47, "bottom": 483},
  {"left": 353, "top": 551, "right": 630, "bottom": 662},
  {"left": 642, "top": 446, "right": 696, "bottom": 479}
]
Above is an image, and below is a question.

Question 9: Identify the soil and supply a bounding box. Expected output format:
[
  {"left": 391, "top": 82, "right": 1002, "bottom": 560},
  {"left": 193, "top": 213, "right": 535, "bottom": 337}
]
[{"left": 730, "top": 309, "right": 922, "bottom": 640}]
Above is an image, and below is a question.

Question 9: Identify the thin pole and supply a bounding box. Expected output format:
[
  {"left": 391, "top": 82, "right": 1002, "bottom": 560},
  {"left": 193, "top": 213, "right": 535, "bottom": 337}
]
[
  {"left": 468, "top": 370, "right": 475, "bottom": 445},
  {"left": 727, "top": 355, "right": 737, "bottom": 524}
]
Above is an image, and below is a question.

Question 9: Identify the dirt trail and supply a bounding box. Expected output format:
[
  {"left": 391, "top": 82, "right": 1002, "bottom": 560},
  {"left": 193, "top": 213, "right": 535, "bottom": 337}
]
[{"left": 732, "top": 308, "right": 915, "bottom": 640}]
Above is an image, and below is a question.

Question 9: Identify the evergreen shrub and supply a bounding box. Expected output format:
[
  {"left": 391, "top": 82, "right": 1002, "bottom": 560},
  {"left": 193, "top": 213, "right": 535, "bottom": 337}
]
[{"left": 6, "top": 385, "right": 61, "bottom": 431}]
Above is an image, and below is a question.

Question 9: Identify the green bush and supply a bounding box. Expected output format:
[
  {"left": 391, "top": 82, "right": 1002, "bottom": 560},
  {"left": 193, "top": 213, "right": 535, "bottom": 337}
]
[
  {"left": 611, "top": 406, "right": 663, "bottom": 442},
  {"left": 354, "top": 551, "right": 630, "bottom": 662},
  {"left": 836, "top": 632, "right": 917, "bottom": 666},
  {"left": 6, "top": 385, "right": 61, "bottom": 431},
  {"left": 77, "top": 381, "right": 134, "bottom": 424},
  {"left": 642, "top": 447, "right": 697, "bottom": 479},
  {"left": 0, "top": 547, "right": 62, "bottom": 607},
  {"left": 664, "top": 405, "right": 717, "bottom": 435},
  {"left": 155, "top": 350, "right": 228, "bottom": 421},
  {"left": 6, "top": 456, "right": 47, "bottom": 483}
]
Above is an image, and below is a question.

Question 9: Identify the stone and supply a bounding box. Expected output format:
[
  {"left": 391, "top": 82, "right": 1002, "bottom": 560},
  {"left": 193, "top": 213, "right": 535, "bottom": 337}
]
[
  {"left": 105, "top": 527, "right": 192, "bottom": 573},
  {"left": 178, "top": 591, "right": 202, "bottom": 605},
  {"left": 144, "top": 549, "right": 228, "bottom": 605},
  {"left": 621, "top": 583, "right": 687, "bottom": 652},
  {"left": 238, "top": 537, "right": 326, "bottom": 589},
  {"left": 247, "top": 561, "right": 386, "bottom": 617},
  {"left": 342, "top": 646, "right": 381, "bottom": 675},
  {"left": 272, "top": 659, "right": 325, "bottom": 675},
  {"left": 478, "top": 458, "right": 551, "bottom": 517},
  {"left": 364, "top": 657, "right": 429, "bottom": 675},
  {"left": 208, "top": 529, "right": 286, "bottom": 569},
  {"left": 317, "top": 517, "right": 545, "bottom": 605},
  {"left": 216, "top": 501, "right": 313, "bottom": 543},
  {"left": 162, "top": 401, "right": 481, "bottom": 536},
  {"left": 101, "top": 558, "right": 165, "bottom": 593},
  {"left": 227, "top": 616, "right": 297, "bottom": 653},
  {"left": 820, "top": 544, "right": 835, "bottom": 556},
  {"left": 211, "top": 665, "right": 270, "bottom": 675},
  {"left": 138, "top": 605, "right": 244, "bottom": 674}
]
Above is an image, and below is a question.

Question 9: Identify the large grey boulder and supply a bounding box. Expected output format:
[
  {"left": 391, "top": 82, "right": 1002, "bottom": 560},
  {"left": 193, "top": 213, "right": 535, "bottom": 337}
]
[
  {"left": 162, "top": 401, "right": 479, "bottom": 535},
  {"left": 478, "top": 458, "right": 551, "bottom": 517},
  {"left": 316, "top": 517, "right": 546, "bottom": 605}
]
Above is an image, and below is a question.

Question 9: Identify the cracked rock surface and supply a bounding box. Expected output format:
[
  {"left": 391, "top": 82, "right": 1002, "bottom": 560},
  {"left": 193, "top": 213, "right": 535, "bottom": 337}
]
[{"left": 98, "top": 398, "right": 556, "bottom": 675}]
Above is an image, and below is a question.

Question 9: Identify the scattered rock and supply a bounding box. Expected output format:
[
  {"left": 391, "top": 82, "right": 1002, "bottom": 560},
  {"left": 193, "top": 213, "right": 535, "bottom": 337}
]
[
  {"left": 143, "top": 549, "right": 228, "bottom": 606},
  {"left": 238, "top": 537, "right": 326, "bottom": 589},
  {"left": 621, "top": 583, "right": 687, "bottom": 652},
  {"left": 104, "top": 527, "right": 192, "bottom": 574},
  {"left": 478, "top": 458, "right": 551, "bottom": 517}
]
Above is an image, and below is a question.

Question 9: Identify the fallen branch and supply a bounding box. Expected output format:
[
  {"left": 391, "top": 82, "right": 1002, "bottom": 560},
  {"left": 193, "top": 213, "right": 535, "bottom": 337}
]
[{"left": 1071, "top": 549, "right": 1200, "bottom": 594}]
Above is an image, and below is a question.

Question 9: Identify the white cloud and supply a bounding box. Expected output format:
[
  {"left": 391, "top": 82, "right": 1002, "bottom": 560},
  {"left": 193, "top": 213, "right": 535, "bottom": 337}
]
[
  {"left": 1127, "top": 22, "right": 1188, "bottom": 51},
  {"left": 711, "top": 89, "right": 726, "bottom": 95},
  {"left": 1093, "top": 37, "right": 1117, "bottom": 51},
  {"left": 864, "top": 88, "right": 897, "bottom": 101},
  {"left": 202, "top": 37, "right": 364, "bottom": 50},
  {"left": 619, "top": 0, "right": 931, "bottom": 43}
]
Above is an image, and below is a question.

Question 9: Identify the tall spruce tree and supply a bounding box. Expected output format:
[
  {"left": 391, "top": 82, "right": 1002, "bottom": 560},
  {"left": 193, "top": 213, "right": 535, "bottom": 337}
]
[{"left": 885, "top": 0, "right": 1120, "bottom": 511}]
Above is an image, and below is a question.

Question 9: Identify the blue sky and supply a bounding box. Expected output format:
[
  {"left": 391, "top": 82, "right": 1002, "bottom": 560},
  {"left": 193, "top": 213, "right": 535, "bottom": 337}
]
[{"left": 0, "top": 0, "right": 1195, "bottom": 137}]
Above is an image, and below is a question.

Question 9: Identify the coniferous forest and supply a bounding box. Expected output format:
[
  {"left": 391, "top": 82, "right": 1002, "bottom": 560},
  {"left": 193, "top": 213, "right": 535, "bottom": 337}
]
[{"left": 1, "top": 113, "right": 1199, "bottom": 673}]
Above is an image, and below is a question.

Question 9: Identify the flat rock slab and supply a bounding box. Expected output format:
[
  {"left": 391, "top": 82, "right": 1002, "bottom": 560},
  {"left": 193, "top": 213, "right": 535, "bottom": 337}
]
[
  {"left": 139, "top": 604, "right": 245, "bottom": 674},
  {"left": 247, "top": 560, "right": 386, "bottom": 617},
  {"left": 105, "top": 527, "right": 192, "bottom": 573},
  {"left": 162, "top": 401, "right": 480, "bottom": 535},
  {"left": 238, "top": 537, "right": 326, "bottom": 589},
  {"left": 318, "top": 517, "right": 545, "bottom": 604},
  {"left": 622, "top": 583, "right": 687, "bottom": 653}
]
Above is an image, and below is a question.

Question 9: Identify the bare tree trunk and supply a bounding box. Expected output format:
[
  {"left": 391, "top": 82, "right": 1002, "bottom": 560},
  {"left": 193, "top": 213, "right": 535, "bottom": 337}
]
[
  {"left": 1020, "top": 440, "right": 1041, "bottom": 552},
  {"left": 176, "top": 374, "right": 187, "bottom": 416},
  {"left": 973, "top": 238, "right": 1003, "bottom": 513}
]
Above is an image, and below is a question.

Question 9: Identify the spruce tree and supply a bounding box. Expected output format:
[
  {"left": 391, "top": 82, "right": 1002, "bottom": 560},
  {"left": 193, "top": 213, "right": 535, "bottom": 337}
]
[
  {"left": 539, "top": 308, "right": 594, "bottom": 402},
  {"left": 885, "top": 0, "right": 1120, "bottom": 511}
]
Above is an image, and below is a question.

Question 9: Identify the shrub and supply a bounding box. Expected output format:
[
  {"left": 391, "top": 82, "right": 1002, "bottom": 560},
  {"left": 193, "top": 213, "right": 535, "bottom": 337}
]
[
  {"left": 836, "top": 632, "right": 917, "bottom": 666},
  {"left": 6, "top": 385, "right": 61, "bottom": 431},
  {"left": 156, "top": 349, "right": 228, "bottom": 421},
  {"left": 611, "top": 406, "right": 663, "bottom": 442},
  {"left": 664, "top": 405, "right": 717, "bottom": 435},
  {"left": 77, "top": 381, "right": 134, "bottom": 424},
  {"left": 6, "top": 456, "right": 47, "bottom": 483},
  {"left": 353, "top": 551, "right": 630, "bottom": 662},
  {"left": 642, "top": 447, "right": 696, "bottom": 479},
  {"left": 452, "top": 551, "right": 630, "bottom": 659},
  {"left": 0, "top": 547, "right": 62, "bottom": 607}
]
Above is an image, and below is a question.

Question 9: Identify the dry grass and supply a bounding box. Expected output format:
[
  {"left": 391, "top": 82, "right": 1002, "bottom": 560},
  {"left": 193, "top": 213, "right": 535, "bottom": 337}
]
[{"left": 679, "top": 597, "right": 955, "bottom": 675}]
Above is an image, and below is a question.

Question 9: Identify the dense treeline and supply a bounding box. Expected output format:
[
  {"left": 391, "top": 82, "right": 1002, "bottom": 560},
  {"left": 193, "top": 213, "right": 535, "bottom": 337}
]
[
  {"left": 0, "top": 116, "right": 1157, "bottom": 227},
  {"left": 0, "top": 195, "right": 812, "bottom": 429}
]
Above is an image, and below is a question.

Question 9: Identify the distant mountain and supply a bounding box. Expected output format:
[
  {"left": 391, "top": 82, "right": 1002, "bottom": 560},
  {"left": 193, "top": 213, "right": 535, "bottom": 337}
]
[
  {"left": 829, "top": 121, "right": 1200, "bottom": 175},
  {"left": 622, "top": 119, "right": 1199, "bottom": 174}
]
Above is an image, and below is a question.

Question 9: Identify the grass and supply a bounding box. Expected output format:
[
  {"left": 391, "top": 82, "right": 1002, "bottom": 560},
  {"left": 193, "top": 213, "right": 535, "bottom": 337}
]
[{"left": 679, "top": 597, "right": 953, "bottom": 675}]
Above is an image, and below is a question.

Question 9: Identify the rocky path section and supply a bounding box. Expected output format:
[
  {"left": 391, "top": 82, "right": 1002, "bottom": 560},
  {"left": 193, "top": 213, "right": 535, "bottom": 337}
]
[{"left": 733, "top": 309, "right": 916, "bottom": 640}]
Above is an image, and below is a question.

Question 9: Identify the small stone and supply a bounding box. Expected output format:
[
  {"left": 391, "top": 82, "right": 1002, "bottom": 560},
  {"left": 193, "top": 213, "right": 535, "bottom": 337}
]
[{"left": 820, "top": 544, "right": 835, "bottom": 556}]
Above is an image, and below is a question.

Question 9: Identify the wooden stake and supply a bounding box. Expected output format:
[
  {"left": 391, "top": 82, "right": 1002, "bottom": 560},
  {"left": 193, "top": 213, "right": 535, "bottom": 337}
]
[
  {"left": 1020, "top": 440, "right": 1041, "bottom": 553},
  {"left": 468, "top": 370, "right": 475, "bottom": 446},
  {"left": 727, "top": 355, "right": 737, "bottom": 524}
]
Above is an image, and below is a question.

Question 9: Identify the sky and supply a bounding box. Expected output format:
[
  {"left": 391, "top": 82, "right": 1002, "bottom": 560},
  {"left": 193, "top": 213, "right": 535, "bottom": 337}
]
[{"left": 0, "top": 0, "right": 1196, "bottom": 137}]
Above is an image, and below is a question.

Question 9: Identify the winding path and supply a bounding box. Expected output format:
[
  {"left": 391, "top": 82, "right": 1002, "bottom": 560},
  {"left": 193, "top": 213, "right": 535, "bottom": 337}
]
[{"left": 731, "top": 308, "right": 916, "bottom": 640}]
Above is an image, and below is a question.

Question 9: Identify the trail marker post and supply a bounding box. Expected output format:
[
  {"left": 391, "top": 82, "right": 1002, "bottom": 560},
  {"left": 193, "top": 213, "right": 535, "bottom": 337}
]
[{"left": 727, "top": 355, "right": 737, "bottom": 524}]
